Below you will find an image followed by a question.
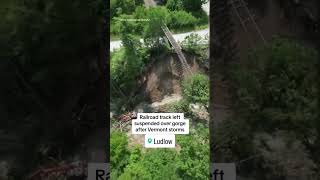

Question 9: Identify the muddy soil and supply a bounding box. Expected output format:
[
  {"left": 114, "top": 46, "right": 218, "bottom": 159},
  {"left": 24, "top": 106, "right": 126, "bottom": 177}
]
[{"left": 139, "top": 52, "right": 206, "bottom": 103}]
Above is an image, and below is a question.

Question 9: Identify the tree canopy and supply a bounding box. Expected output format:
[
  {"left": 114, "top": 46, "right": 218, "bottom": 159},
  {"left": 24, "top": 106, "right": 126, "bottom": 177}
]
[{"left": 111, "top": 124, "right": 209, "bottom": 180}]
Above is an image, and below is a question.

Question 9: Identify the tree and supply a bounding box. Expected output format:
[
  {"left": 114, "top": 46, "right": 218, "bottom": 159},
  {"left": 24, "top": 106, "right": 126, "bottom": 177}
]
[
  {"left": 167, "top": 10, "right": 197, "bottom": 29},
  {"left": 143, "top": 7, "right": 169, "bottom": 48},
  {"left": 111, "top": 17, "right": 145, "bottom": 94},
  {"left": 111, "top": 0, "right": 144, "bottom": 17},
  {"left": 166, "top": 0, "right": 184, "bottom": 11},
  {"left": 166, "top": 0, "right": 207, "bottom": 12},
  {"left": 182, "top": 0, "right": 207, "bottom": 12}
]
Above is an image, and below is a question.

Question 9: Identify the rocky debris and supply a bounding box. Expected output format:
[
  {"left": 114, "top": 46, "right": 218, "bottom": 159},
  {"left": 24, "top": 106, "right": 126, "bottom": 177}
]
[
  {"left": 151, "top": 94, "right": 183, "bottom": 109},
  {"left": 134, "top": 94, "right": 183, "bottom": 113},
  {"left": 190, "top": 104, "right": 209, "bottom": 121}
]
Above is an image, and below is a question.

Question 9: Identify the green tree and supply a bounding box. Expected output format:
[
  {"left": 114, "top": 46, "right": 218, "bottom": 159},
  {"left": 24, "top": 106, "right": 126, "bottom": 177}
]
[
  {"left": 166, "top": 0, "right": 183, "bottom": 11},
  {"left": 182, "top": 0, "right": 207, "bottom": 12},
  {"left": 167, "top": 10, "right": 197, "bottom": 29},
  {"left": 143, "top": 7, "right": 169, "bottom": 48},
  {"left": 111, "top": 16, "right": 145, "bottom": 92},
  {"left": 111, "top": 0, "right": 144, "bottom": 17},
  {"left": 166, "top": 0, "right": 207, "bottom": 12}
]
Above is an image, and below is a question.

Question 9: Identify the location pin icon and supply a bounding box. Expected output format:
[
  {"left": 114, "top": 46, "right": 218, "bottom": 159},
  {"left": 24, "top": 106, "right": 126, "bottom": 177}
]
[{"left": 148, "top": 138, "right": 152, "bottom": 144}]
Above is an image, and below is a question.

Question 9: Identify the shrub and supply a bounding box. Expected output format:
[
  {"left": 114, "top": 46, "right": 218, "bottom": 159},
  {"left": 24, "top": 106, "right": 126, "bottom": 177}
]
[
  {"left": 119, "top": 149, "right": 179, "bottom": 180},
  {"left": 181, "top": 33, "right": 208, "bottom": 54},
  {"left": 167, "top": 10, "right": 197, "bottom": 29},
  {"left": 166, "top": 100, "right": 194, "bottom": 117},
  {"left": 224, "top": 38, "right": 319, "bottom": 178},
  {"left": 110, "top": 131, "right": 130, "bottom": 175},
  {"left": 182, "top": 73, "right": 209, "bottom": 106},
  {"left": 232, "top": 38, "right": 318, "bottom": 133},
  {"left": 176, "top": 124, "right": 209, "bottom": 180}
]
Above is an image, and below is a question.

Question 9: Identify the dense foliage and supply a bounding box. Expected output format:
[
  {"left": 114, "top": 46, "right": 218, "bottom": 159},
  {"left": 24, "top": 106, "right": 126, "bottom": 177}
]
[
  {"left": 111, "top": 0, "right": 144, "bottom": 17},
  {"left": 182, "top": 73, "right": 209, "bottom": 106},
  {"left": 181, "top": 33, "right": 209, "bottom": 62},
  {"left": 166, "top": 0, "right": 207, "bottom": 12},
  {"left": 111, "top": 0, "right": 208, "bottom": 38},
  {"left": 111, "top": 1, "right": 210, "bottom": 180},
  {"left": 111, "top": 124, "right": 209, "bottom": 180},
  {"left": 233, "top": 38, "right": 317, "bottom": 134},
  {"left": 167, "top": 10, "right": 197, "bottom": 29},
  {"left": 110, "top": 131, "right": 130, "bottom": 177},
  {"left": 214, "top": 38, "right": 319, "bottom": 179}
]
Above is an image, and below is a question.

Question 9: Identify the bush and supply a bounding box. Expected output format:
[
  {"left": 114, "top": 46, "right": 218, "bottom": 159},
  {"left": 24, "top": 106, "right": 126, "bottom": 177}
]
[
  {"left": 119, "top": 149, "right": 180, "bottom": 180},
  {"left": 222, "top": 37, "right": 319, "bottom": 178},
  {"left": 232, "top": 38, "right": 318, "bottom": 133},
  {"left": 110, "top": 121, "right": 209, "bottom": 179},
  {"left": 118, "top": 163, "right": 152, "bottom": 180},
  {"left": 181, "top": 33, "right": 208, "bottom": 54},
  {"left": 110, "top": 131, "right": 130, "bottom": 176},
  {"left": 167, "top": 10, "right": 197, "bottom": 29},
  {"left": 166, "top": 100, "right": 194, "bottom": 118},
  {"left": 176, "top": 124, "right": 209, "bottom": 180},
  {"left": 181, "top": 33, "right": 209, "bottom": 63},
  {"left": 167, "top": 100, "right": 189, "bottom": 113},
  {"left": 182, "top": 73, "right": 209, "bottom": 106}
]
